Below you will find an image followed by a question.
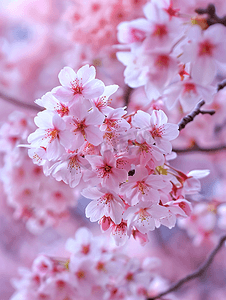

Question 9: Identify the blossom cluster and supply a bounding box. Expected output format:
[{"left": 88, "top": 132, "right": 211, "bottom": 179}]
[
  {"left": 27, "top": 64, "right": 209, "bottom": 245},
  {"left": 116, "top": 0, "right": 226, "bottom": 112},
  {"left": 0, "top": 111, "right": 78, "bottom": 234},
  {"left": 64, "top": 0, "right": 148, "bottom": 53},
  {"left": 10, "top": 227, "right": 174, "bottom": 300},
  {"left": 178, "top": 177, "right": 226, "bottom": 246}
]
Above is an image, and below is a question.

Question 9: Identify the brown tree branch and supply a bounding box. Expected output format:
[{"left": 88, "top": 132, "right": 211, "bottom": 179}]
[
  {"left": 0, "top": 92, "right": 40, "bottom": 111},
  {"left": 147, "top": 235, "right": 226, "bottom": 300},
  {"left": 217, "top": 80, "right": 226, "bottom": 92},
  {"left": 195, "top": 3, "right": 226, "bottom": 27},
  {"left": 178, "top": 100, "right": 215, "bottom": 131},
  {"left": 124, "top": 85, "right": 133, "bottom": 107}
]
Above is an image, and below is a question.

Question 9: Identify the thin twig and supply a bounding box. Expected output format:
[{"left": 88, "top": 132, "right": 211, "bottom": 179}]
[
  {"left": 195, "top": 3, "right": 226, "bottom": 27},
  {"left": 147, "top": 235, "right": 226, "bottom": 300},
  {"left": 178, "top": 100, "right": 215, "bottom": 131},
  {"left": 124, "top": 85, "right": 133, "bottom": 107},
  {"left": 217, "top": 80, "right": 226, "bottom": 92},
  {"left": 173, "top": 143, "right": 226, "bottom": 154},
  {"left": 0, "top": 92, "right": 40, "bottom": 111}
]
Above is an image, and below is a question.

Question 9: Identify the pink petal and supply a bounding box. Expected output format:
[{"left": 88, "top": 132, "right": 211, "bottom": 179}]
[
  {"left": 192, "top": 56, "right": 216, "bottom": 85},
  {"left": 58, "top": 66, "right": 77, "bottom": 87},
  {"left": 77, "top": 64, "right": 96, "bottom": 84},
  {"left": 52, "top": 86, "right": 75, "bottom": 103},
  {"left": 85, "top": 108, "right": 105, "bottom": 126},
  {"left": 85, "top": 126, "right": 103, "bottom": 146},
  {"left": 83, "top": 79, "right": 105, "bottom": 99},
  {"left": 81, "top": 187, "right": 104, "bottom": 200},
  {"left": 110, "top": 201, "right": 124, "bottom": 224},
  {"left": 34, "top": 111, "right": 53, "bottom": 129},
  {"left": 85, "top": 200, "right": 104, "bottom": 222}
]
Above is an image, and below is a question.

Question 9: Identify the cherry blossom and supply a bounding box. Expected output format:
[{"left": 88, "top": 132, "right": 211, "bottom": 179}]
[
  {"left": 91, "top": 84, "right": 119, "bottom": 114},
  {"left": 124, "top": 201, "right": 169, "bottom": 234},
  {"left": 28, "top": 111, "right": 72, "bottom": 161},
  {"left": 82, "top": 186, "right": 125, "bottom": 224},
  {"left": 121, "top": 165, "right": 167, "bottom": 205},
  {"left": 66, "top": 99, "right": 105, "bottom": 148},
  {"left": 132, "top": 109, "right": 179, "bottom": 154},
  {"left": 85, "top": 149, "right": 128, "bottom": 189},
  {"left": 163, "top": 78, "right": 215, "bottom": 112},
  {"left": 48, "top": 151, "right": 88, "bottom": 188},
  {"left": 10, "top": 227, "right": 173, "bottom": 300},
  {"left": 2, "top": 1, "right": 226, "bottom": 299},
  {"left": 180, "top": 24, "right": 226, "bottom": 85},
  {"left": 142, "top": 2, "right": 182, "bottom": 51},
  {"left": 35, "top": 92, "right": 70, "bottom": 117},
  {"left": 52, "top": 65, "right": 105, "bottom": 103}
]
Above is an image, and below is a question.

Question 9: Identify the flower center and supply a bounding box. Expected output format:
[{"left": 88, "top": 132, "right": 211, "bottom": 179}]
[
  {"left": 155, "top": 55, "right": 170, "bottom": 69},
  {"left": 71, "top": 79, "right": 83, "bottom": 95},
  {"left": 68, "top": 156, "right": 80, "bottom": 171},
  {"left": 138, "top": 208, "right": 149, "bottom": 221},
  {"left": 56, "top": 104, "right": 69, "bottom": 117},
  {"left": 183, "top": 82, "right": 197, "bottom": 95},
  {"left": 81, "top": 244, "right": 90, "bottom": 255},
  {"left": 152, "top": 24, "right": 168, "bottom": 38},
  {"left": 126, "top": 272, "right": 134, "bottom": 281},
  {"left": 104, "top": 164, "right": 112, "bottom": 172},
  {"left": 73, "top": 119, "right": 87, "bottom": 137},
  {"left": 198, "top": 40, "right": 215, "bottom": 56},
  {"left": 96, "top": 261, "right": 105, "bottom": 271},
  {"left": 45, "top": 128, "right": 59, "bottom": 142},
  {"left": 134, "top": 181, "right": 148, "bottom": 195},
  {"left": 56, "top": 280, "right": 66, "bottom": 289},
  {"left": 151, "top": 125, "right": 163, "bottom": 138},
  {"left": 76, "top": 270, "right": 86, "bottom": 280}
]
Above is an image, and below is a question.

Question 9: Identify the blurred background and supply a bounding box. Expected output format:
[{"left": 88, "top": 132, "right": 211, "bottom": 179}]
[{"left": 0, "top": 1, "right": 226, "bottom": 299}]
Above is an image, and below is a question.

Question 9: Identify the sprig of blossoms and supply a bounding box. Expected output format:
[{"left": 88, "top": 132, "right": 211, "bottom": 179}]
[
  {"left": 27, "top": 64, "right": 209, "bottom": 245},
  {"left": 116, "top": 0, "right": 226, "bottom": 112},
  {"left": 0, "top": 111, "right": 78, "bottom": 234},
  {"left": 10, "top": 227, "right": 175, "bottom": 300}
]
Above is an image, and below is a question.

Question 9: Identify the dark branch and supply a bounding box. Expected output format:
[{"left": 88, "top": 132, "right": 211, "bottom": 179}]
[
  {"left": 195, "top": 3, "right": 226, "bottom": 27},
  {"left": 0, "top": 92, "right": 40, "bottom": 111},
  {"left": 147, "top": 235, "right": 226, "bottom": 300},
  {"left": 173, "top": 143, "right": 226, "bottom": 154},
  {"left": 178, "top": 100, "right": 215, "bottom": 131},
  {"left": 217, "top": 80, "right": 226, "bottom": 92},
  {"left": 124, "top": 85, "right": 133, "bottom": 106}
]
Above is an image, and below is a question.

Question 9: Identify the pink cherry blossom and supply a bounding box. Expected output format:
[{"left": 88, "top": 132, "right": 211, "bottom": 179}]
[
  {"left": 35, "top": 92, "right": 70, "bottom": 117},
  {"left": 91, "top": 84, "right": 119, "bottom": 115},
  {"left": 132, "top": 109, "right": 179, "bottom": 154},
  {"left": 142, "top": 2, "right": 183, "bottom": 51},
  {"left": 82, "top": 186, "right": 125, "bottom": 224},
  {"left": 48, "top": 151, "right": 88, "bottom": 188},
  {"left": 180, "top": 24, "right": 226, "bottom": 85},
  {"left": 65, "top": 227, "right": 99, "bottom": 257},
  {"left": 131, "top": 134, "right": 164, "bottom": 166},
  {"left": 144, "top": 52, "right": 178, "bottom": 100},
  {"left": 116, "top": 48, "right": 150, "bottom": 88},
  {"left": 100, "top": 107, "right": 130, "bottom": 132},
  {"left": 52, "top": 65, "right": 105, "bottom": 103},
  {"left": 163, "top": 78, "right": 215, "bottom": 112},
  {"left": 66, "top": 99, "right": 104, "bottom": 148},
  {"left": 85, "top": 150, "right": 128, "bottom": 189},
  {"left": 124, "top": 201, "right": 168, "bottom": 234},
  {"left": 121, "top": 165, "right": 166, "bottom": 205},
  {"left": 110, "top": 220, "right": 129, "bottom": 246},
  {"left": 117, "top": 18, "right": 148, "bottom": 44},
  {"left": 28, "top": 111, "right": 73, "bottom": 161}
]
